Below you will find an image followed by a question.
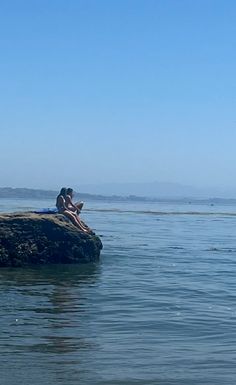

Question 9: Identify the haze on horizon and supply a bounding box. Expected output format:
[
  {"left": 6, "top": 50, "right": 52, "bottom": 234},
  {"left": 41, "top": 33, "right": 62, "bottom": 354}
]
[{"left": 0, "top": 1, "right": 235, "bottom": 196}]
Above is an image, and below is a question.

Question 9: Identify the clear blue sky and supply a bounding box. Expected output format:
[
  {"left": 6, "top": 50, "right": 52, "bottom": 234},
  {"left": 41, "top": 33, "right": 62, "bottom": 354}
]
[{"left": 0, "top": 0, "right": 235, "bottom": 191}]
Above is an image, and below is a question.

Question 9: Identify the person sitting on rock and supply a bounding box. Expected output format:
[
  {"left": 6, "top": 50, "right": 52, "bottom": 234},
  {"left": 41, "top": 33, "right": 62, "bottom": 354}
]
[
  {"left": 56, "top": 187, "right": 67, "bottom": 212},
  {"left": 56, "top": 187, "right": 90, "bottom": 233},
  {"left": 65, "top": 187, "right": 93, "bottom": 234},
  {"left": 65, "top": 188, "right": 84, "bottom": 214}
]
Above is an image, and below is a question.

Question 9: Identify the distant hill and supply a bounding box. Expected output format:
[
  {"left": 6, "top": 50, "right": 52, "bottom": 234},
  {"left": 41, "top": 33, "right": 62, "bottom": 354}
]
[
  {"left": 2, "top": 182, "right": 201, "bottom": 200},
  {"left": 1, "top": 186, "right": 236, "bottom": 204},
  {"left": 0, "top": 187, "right": 101, "bottom": 200},
  {"left": 77, "top": 181, "right": 236, "bottom": 200},
  {"left": 0, "top": 187, "right": 57, "bottom": 199},
  {"left": 77, "top": 181, "right": 202, "bottom": 198},
  {"left": 0, "top": 187, "right": 54, "bottom": 199},
  {"left": 0, "top": 187, "right": 149, "bottom": 202}
]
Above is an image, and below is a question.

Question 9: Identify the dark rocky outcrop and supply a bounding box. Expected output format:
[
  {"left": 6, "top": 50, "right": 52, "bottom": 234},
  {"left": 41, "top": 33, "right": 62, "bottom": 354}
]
[{"left": 0, "top": 212, "right": 103, "bottom": 267}]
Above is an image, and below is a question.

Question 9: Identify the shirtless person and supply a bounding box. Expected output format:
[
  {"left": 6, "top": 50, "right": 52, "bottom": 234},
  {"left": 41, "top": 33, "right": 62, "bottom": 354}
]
[
  {"left": 56, "top": 187, "right": 67, "bottom": 212},
  {"left": 65, "top": 188, "right": 93, "bottom": 233},
  {"left": 56, "top": 187, "right": 90, "bottom": 233},
  {"left": 65, "top": 188, "right": 84, "bottom": 214}
]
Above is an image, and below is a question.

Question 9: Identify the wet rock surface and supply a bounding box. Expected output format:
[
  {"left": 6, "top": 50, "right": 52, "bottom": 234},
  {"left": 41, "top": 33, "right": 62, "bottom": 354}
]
[{"left": 0, "top": 212, "right": 103, "bottom": 267}]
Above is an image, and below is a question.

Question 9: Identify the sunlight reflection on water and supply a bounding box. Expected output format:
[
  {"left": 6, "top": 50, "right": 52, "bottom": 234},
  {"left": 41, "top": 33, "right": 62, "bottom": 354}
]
[{"left": 1, "top": 199, "right": 236, "bottom": 384}]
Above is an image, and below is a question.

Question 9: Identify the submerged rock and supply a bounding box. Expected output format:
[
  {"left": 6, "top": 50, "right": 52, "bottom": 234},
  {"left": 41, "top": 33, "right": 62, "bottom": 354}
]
[{"left": 0, "top": 212, "right": 103, "bottom": 267}]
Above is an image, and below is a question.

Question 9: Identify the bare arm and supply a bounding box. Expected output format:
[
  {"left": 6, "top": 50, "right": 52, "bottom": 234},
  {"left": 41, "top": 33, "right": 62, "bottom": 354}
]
[
  {"left": 65, "top": 195, "right": 77, "bottom": 211},
  {"left": 58, "top": 196, "right": 67, "bottom": 210}
]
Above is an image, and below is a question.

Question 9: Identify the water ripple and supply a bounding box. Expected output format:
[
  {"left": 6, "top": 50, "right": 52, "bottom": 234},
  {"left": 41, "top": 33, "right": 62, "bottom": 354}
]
[{"left": 1, "top": 199, "right": 236, "bottom": 384}]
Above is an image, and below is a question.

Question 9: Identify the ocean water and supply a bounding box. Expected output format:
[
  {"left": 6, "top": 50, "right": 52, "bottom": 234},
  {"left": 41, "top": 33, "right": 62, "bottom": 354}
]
[{"left": 1, "top": 198, "right": 236, "bottom": 385}]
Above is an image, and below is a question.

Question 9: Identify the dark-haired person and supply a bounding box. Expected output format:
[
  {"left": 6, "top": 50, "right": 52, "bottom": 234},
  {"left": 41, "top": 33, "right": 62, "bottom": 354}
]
[
  {"left": 65, "top": 188, "right": 93, "bottom": 234},
  {"left": 55, "top": 187, "right": 90, "bottom": 233},
  {"left": 65, "top": 188, "right": 84, "bottom": 214},
  {"left": 56, "top": 187, "right": 67, "bottom": 212}
]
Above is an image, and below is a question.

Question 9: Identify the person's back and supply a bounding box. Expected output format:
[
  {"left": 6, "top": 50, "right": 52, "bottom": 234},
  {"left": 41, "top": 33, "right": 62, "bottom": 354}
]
[{"left": 56, "top": 187, "right": 67, "bottom": 212}]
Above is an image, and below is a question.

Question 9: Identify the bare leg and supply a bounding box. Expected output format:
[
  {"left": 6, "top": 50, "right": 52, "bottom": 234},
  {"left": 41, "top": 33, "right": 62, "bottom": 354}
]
[
  {"left": 62, "top": 210, "right": 89, "bottom": 233},
  {"left": 79, "top": 218, "right": 94, "bottom": 234},
  {"left": 75, "top": 201, "right": 84, "bottom": 214},
  {"left": 77, "top": 219, "right": 91, "bottom": 233}
]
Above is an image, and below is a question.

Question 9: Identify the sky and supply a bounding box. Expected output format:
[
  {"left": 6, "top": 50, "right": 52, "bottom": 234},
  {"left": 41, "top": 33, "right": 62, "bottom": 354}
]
[{"left": 0, "top": 0, "right": 235, "bottom": 193}]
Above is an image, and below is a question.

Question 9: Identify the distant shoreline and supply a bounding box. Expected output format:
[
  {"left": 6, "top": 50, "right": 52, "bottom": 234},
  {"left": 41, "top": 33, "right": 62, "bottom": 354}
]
[{"left": 0, "top": 187, "right": 236, "bottom": 204}]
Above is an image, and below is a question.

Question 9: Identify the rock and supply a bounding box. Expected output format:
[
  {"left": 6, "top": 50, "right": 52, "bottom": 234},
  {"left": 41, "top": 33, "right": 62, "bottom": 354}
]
[{"left": 0, "top": 212, "right": 103, "bottom": 267}]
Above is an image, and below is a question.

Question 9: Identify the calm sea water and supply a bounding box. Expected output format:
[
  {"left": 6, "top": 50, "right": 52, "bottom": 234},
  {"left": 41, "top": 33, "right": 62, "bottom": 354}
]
[{"left": 1, "top": 198, "right": 236, "bottom": 385}]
